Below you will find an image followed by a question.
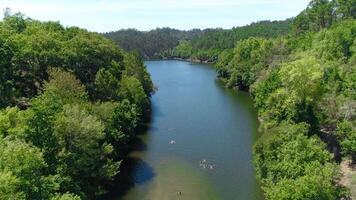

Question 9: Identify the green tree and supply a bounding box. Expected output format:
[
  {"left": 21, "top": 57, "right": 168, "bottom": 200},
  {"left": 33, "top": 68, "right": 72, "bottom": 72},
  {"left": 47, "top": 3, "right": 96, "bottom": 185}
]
[
  {"left": 226, "top": 37, "right": 273, "bottom": 89},
  {"left": 109, "top": 100, "right": 139, "bottom": 148},
  {"left": 0, "top": 37, "right": 15, "bottom": 108},
  {"left": 0, "top": 171, "right": 25, "bottom": 200},
  {"left": 279, "top": 56, "right": 324, "bottom": 102},
  {"left": 54, "top": 105, "right": 119, "bottom": 197},
  {"left": 307, "top": 0, "right": 334, "bottom": 30},
  {"left": 123, "top": 52, "right": 154, "bottom": 96},
  {"left": 119, "top": 76, "right": 149, "bottom": 113},
  {"left": 336, "top": 121, "right": 356, "bottom": 162},
  {"left": 94, "top": 68, "right": 121, "bottom": 101},
  {"left": 45, "top": 68, "right": 88, "bottom": 104},
  {"left": 254, "top": 122, "right": 338, "bottom": 200},
  {"left": 333, "top": 0, "right": 356, "bottom": 19},
  {"left": 0, "top": 139, "right": 56, "bottom": 199},
  {"left": 51, "top": 193, "right": 81, "bottom": 200}
]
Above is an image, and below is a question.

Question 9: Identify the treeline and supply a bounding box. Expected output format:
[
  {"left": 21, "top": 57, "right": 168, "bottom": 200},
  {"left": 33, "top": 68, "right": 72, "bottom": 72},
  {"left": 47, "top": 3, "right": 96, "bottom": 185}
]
[
  {"left": 103, "top": 20, "right": 292, "bottom": 61},
  {"left": 214, "top": 0, "right": 355, "bottom": 199},
  {"left": 103, "top": 28, "right": 211, "bottom": 59},
  {"left": 0, "top": 11, "right": 153, "bottom": 200},
  {"left": 160, "top": 20, "right": 292, "bottom": 62}
]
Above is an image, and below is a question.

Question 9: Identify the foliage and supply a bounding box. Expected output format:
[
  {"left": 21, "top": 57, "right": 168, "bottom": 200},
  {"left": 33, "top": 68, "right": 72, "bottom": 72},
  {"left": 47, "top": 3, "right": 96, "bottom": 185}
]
[
  {"left": 336, "top": 121, "right": 356, "bottom": 162},
  {"left": 254, "top": 123, "right": 339, "bottom": 200},
  {"left": 54, "top": 104, "right": 119, "bottom": 197},
  {"left": 103, "top": 28, "right": 205, "bottom": 58},
  {"left": 212, "top": 1, "right": 356, "bottom": 199},
  {"left": 51, "top": 193, "right": 81, "bottom": 200},
  {"left": 0, "top": 12, "right": 152, "bottom": 200},
  {"left": 217, "top": 37, "right": 273, "bottom": 89},
  {"left": 0, "top": 138, "right": 57, "bottom": 199},
  {"left": 160, "top": 20, "right": 292, "bottom": 62}
]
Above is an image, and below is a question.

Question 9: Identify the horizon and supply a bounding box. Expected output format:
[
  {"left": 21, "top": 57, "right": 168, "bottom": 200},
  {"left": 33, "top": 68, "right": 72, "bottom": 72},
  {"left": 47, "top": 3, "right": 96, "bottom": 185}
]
[{"left": 0, "top": 0, "right": 310, "bottom": 33}]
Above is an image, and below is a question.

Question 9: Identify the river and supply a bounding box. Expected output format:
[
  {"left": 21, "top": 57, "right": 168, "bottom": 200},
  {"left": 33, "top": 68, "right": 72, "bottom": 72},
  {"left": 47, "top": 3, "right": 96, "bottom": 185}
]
[{"left": 111, "top": 60, "right": 263, "bottom": 200}]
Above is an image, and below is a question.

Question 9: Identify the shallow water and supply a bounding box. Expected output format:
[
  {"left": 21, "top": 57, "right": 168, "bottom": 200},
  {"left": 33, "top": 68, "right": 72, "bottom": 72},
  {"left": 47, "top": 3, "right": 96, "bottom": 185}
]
[{"left": 112, "top": 60, "right": 264, "bottom": 200}]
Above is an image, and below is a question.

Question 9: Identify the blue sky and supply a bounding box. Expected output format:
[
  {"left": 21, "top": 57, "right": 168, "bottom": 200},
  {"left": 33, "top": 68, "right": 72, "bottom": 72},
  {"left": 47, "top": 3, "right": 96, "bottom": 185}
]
[{"left": 0, "top": 0, "right": 310, "bottom": 32}]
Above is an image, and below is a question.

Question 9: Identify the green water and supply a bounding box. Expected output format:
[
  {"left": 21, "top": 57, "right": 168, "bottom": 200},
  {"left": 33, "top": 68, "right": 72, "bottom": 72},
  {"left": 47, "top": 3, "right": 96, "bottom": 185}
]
[{"left": 111, "top": 60, "right": 264, "bottom": 200}]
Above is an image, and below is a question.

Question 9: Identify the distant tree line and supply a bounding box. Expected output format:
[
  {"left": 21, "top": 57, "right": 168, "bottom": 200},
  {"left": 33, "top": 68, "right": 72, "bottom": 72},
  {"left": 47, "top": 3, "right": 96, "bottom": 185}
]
[
  {"left": 160, "top": 20, "right": 293, "bottom": 62},
  {"left": 103, "top": 28, "right": 211, "bottom": 59},
  {"left": 103, "top": 20, "right": 292, "bottom": 61}
]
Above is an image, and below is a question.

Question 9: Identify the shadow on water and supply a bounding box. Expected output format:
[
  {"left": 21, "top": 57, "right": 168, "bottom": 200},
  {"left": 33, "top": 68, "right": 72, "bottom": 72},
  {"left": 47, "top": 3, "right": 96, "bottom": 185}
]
[
  {"left": 104, "top": 157, "right": 155, "bottom": 199},
  {"left": 100, "top": 107, "right": 156, "bottom": 200}
]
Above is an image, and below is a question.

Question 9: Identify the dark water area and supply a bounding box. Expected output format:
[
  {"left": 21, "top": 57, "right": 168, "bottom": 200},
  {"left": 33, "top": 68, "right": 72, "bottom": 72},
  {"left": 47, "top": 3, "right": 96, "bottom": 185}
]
[{"left": 107, "top": 60, "right": 264, "bottom": 200}]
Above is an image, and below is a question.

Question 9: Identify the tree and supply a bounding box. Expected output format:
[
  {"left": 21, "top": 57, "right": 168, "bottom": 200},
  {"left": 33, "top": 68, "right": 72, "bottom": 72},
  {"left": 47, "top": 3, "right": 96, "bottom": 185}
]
[
  {"left": 264, "top": 163, "right": 338, "bottom": 200},
  {"left": 94, "top": 68, "right": 120, "bottom": 101},
  {"left": 119, "top": 76, "right": 149, "bottom": 113},
  {"left": 54, "top": 105, "right": 119, "bottom": 197},
  {"left": 0, "top": 37, "right": 15, "bottom": 108},
  {"left": 123, "top": 52, "right": 154, "bottom": 96},
  {"left": 0, "top": 171, "right": 25, "bottom": 200},
  {"left": 0, "top": 139, "right": 56, "bottom": 199},
  {"left": 109, "top": 100, "right": 139, "bottom": 147},
  {"left": 279, "top": 56, "right": 324, "bottom": 105},
  {"left": 313, "top": 19, "right": 356, "bottom": 62},
  {"left": 293, "top": 10, "right": 312, "bottom": 34},
  {"left": 51, "top": 193, "right": 81, "bottom": 200},
  {"left": 45, "top": 68, "right": 88, "bottom": 104},
  {"left": 333, "top": 0, "right": 356, "bottom": 19},
  {"left": 254, "top": 122, "right": 338, "bottom": 200},
  {"left": 226, "top": 37, "right": 273, "bottom": 89},
  {"left": 336, "top": 121, "right": 356, "bottom": 163},
  {"left": 172, "top": 40, "right": 193, "bottom": 58},
  {"left": 307, "top": 0, "right": 334, "bottom": 30},
  {"left": 251, "top": 69, "right": 282, "bottom": 114}
]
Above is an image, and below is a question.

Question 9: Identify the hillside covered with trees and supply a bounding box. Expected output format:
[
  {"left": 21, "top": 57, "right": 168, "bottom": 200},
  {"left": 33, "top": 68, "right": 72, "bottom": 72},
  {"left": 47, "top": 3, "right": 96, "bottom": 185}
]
[
  {"left": 160, "top": 20, "right": 293, "bottom": 62},
  {"left": 0, "top": 11, "right": 153, "bottom": 200},
  {"left": 103, "top": 28, "right": 209, "bottom": 59},
  {"left": 103, "top": 20, "right": 292, "bottom": 61},
  {"left": 212, "top": 0, "right": 355, "bottom": 199}
]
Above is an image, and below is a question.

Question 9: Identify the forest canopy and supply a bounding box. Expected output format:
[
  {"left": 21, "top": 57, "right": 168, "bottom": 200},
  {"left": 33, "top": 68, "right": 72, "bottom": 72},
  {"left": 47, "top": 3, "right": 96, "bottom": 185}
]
[
  {"left": 211, "top": 0, "right": 356, "bottom": 199},
  {"left": 0, "top": 11, "right": 153, "bottom": 199},
  {"left": 103, "top": 20, "right": 292, "bottom": 61}
]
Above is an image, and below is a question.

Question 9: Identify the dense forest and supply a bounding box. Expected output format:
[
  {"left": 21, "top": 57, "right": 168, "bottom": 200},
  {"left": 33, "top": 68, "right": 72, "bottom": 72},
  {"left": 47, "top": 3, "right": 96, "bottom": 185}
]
[
  {"left": 0, "top": 10, "right": 153, "bottom": 200},
  {"left": 103, "top": 28, "right": 209, "bottom": 59},
  {"left": 160, "top": 20, "right": 293, "bottom": 62},
  {"left": 103, "top": 20, "right": 292, "bottom": 61},
  {"left": 213, "top": 0, "right": 355, "bottom": 199}
]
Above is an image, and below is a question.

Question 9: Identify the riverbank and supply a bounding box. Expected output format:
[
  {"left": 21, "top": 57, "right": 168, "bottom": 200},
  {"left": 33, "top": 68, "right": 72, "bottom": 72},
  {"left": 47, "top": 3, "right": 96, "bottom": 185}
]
[{"left": 146, "top": 57, "right": 214, "bottom": 64}]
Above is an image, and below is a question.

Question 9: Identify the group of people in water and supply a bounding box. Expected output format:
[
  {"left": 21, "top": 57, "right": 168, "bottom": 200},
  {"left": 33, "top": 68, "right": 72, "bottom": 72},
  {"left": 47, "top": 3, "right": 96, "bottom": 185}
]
[
  {"left": 168, "top": 139, "right": 215, "bottom": 170},
  {"left": 199, "top": 159, "right": 215, "bottom": 170}
]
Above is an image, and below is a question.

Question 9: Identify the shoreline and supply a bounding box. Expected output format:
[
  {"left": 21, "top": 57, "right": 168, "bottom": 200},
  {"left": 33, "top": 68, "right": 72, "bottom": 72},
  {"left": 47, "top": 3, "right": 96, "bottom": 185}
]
[{"left": 145, "top": 57, "right": 214, "bottom": 64}]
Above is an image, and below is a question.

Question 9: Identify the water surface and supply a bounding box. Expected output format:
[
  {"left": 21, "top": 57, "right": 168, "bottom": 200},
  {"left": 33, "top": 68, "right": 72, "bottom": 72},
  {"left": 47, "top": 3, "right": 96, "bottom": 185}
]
[{"left": 114, "top": 60, "right": 263, "bottom": 200}]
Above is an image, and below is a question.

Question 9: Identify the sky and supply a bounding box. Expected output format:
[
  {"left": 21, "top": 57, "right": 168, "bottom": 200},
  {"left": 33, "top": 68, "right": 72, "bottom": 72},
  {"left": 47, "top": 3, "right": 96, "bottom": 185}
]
[{"left": 0, "top": 0, "right": 311, "bottom": 33}]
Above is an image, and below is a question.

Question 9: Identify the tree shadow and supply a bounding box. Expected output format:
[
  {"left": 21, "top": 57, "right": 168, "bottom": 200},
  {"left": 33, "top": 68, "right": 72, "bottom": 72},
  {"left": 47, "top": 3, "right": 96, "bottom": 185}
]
[
  {"left": 100, "top": 105, "right": 156, "bottom": 200},
  {"left": 103, "top": 157, "right": 155, "bottom": 199}
]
